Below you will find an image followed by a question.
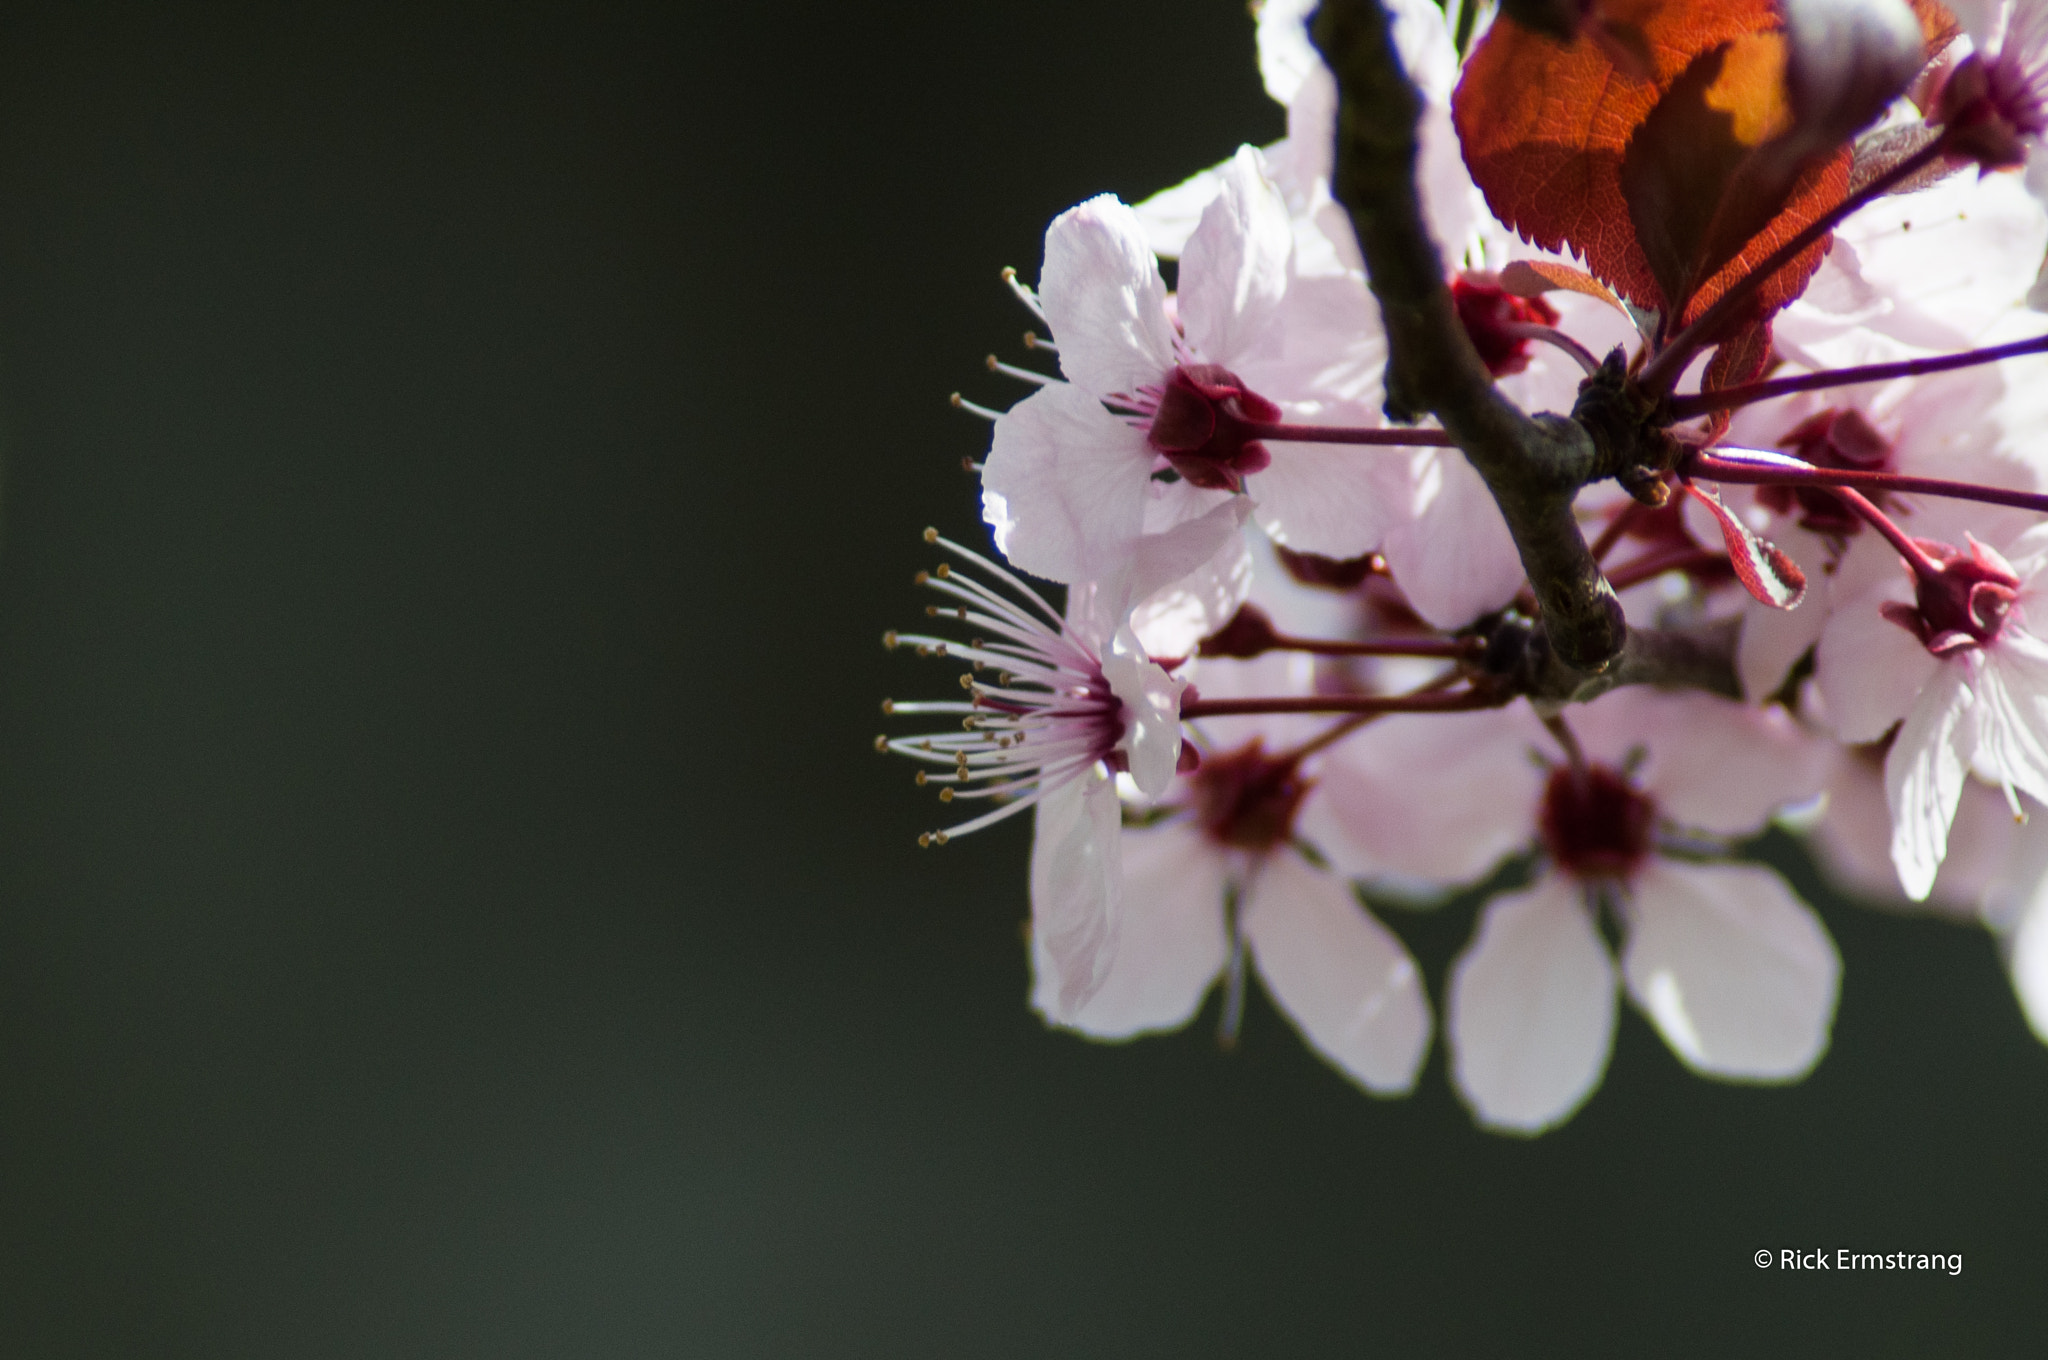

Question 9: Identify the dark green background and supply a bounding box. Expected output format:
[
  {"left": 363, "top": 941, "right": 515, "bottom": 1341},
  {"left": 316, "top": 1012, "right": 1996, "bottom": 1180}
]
[{"left": 0, "top": 2, "right": 2037, "bottom": 1353}]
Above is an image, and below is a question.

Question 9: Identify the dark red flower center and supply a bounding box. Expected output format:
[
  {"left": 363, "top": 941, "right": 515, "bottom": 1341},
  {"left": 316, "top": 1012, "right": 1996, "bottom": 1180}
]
[
  {"left": 1539, "top": 761, "right": 1656, "bottom": 882},
  {"left": 1451, "top": 272, "right": 1560, "bottom": 378},
  {"left": 1189, "top": 739, "right": 1310, "bottom": 853},
  {"left": 1144, "top": 363, "right": 1280, "bottom": 493},
  {"left": 1761, "top": 407, "right": 1893, "bottom": 537},
  {"left": 1879, "top": 537, "right": 2023, "bottom": 657}
]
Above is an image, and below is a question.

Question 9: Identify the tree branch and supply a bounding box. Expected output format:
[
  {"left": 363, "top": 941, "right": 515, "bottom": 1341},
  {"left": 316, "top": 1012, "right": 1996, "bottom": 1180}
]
[
  {"left": 1309, "top": 0, "right": 1736, "bottom": 702},
  {"left": 1311, "top": 0, "right": 1623, "bottom": 674}
]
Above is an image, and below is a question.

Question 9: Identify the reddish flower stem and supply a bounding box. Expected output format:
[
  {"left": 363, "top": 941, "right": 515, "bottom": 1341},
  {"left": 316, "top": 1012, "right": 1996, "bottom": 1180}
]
[
  {"left": 1499, "top": 321, "right": 1601, "bottom": 375},
  {"left": 1181, "top": 687, "right": 1506, "bottom": 719},
  {"left": 1826, "top": 485, "right": 1946, "bottom": 577},
  {"left": 1260, "top": 632, "right": 1479, "bottom": 659},
  {"left": 1245, "top": 422, "right": 1456, "bottom": 446},
  {"left": 1587, "top": 501, "right": 1651, "bottom": 565},
  {"left": 1682, "top": 448, "right": 2048, "bottom": 516},
  {"left": 1604, "top": 546, "right": 1731, "bottom": 593},
  {"left": 1668, "top": 331, "right": 2048, "bottom": 419},
  {"left": 1638, "top": 135, "right": 1952, "bottom": 395}
]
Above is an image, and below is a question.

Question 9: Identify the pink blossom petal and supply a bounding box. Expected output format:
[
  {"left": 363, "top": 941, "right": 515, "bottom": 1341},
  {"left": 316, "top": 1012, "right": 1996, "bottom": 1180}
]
[
  {"left": 1884, "top": 658, "right": 1973, "bottom": 901},
  {"left": 1299, "top": 705, "right": 1548, "bottom": 886},
  {"left": 1033, "top": 821, "right": 1229, "bottom": 1038},
  {"left": 1029, "top": 770, "right": 1125, "bottom": 1022},
  {"left": 1738, "top": 592, "right": 1828, "bottom": 702},
  {"left": 1244, "top": 440, "right": 1410, "bottom": 560},
  {"left": 1129, "top": 527, "right": 1254, "bottom": 660},
  {"left": 983, "top": 383, "right": 1155, "bottom": 586},
  {"left": 1379, "top": 450, "right": 1526, "bottom": 629},
  {"left": 1242, "top": 850, "right": 1431, "bottom": 1094},
  {"left": 1811, "top": 745, "right": 2013, "bottom": 913},
  {"left": 1816, "top": 585, "right": 1941, "bottom": 743},
  {"left": 1447, "top": 875, "right": 1617, "bottom": 1134},
  {"left": 1131, "top": 159, "right": 1229, "bottom": 259},
  {"left": 2008, "top": 882, "right": 2048, "bottom": 1046},
  {"left": 1039, "top": 196, "right": 1178, "bottom": 403},
  {"left": 1573, "top": 688, "right": 1827, "bottom": 836},
  {"left": 1622, "top": 861, "right": 1840, "bottom": 1081},
  {"left": 1178, "top": 147, "right": 1293, "bottom": 367},
  {"left": 1968, "top": 639, "right": 2048, "bottom": 810}
]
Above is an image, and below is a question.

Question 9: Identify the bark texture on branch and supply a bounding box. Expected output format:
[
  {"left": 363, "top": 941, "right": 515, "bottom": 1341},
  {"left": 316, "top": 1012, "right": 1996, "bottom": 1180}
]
[{"left": 1309, "top": 0, "right": 1738, "bottom": 703}]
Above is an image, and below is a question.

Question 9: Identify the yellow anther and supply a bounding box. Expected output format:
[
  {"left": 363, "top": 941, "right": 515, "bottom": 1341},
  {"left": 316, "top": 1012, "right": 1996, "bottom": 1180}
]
[
  {"left": 1023, "top": 330, "right": 1040, "bottom": 349},
  {"left": 874, "top": 735, "right": 888, "bottom": 752},
  {"left": 882, "top": 630, "right": 898, "bottom": 649},
  {"left": 1000, "top": 266, "right": 1017, "bottom": 281},
  {"left": 948, "top": 392, "right": 964, "bottom": 408},
  {"left": 985, "top": 354, "right": 1000, "bottom": 371},
  {"left": 881, "top": 699, "right": 896, "bottom": 714},
  {"left": 959, "top": 674, "right": 975, "bottom": 690},
  {"left": 923, "top": 527, "right": 939, "bottom": 543},
  {"left": 935, "top": 563, "right": 951, "bottom": 579},
  {"left": 915, "top": 771, "right": 928, "bottom": 786},
  {"left": 939, "top": 788, "right": 955, "bottom": 803},
  {"left": 934, "top": 831, "right": 949, "bottom": 845},
  {"left": 918, "top": 832, "right": 933, "bottom": 848}
]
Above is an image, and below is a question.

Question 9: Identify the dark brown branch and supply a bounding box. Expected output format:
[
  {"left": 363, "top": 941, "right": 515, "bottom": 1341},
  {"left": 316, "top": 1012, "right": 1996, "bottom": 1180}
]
[
  {"left": 1312, "top": 0, "right": 1622, "bottom": 675},
  {"left": 1310, "top": 0, "right": 1736, "bottom": 702}
]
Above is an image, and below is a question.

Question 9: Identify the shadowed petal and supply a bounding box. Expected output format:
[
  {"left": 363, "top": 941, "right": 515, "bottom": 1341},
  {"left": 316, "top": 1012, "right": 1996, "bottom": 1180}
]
[
  {"left": 1033, "top": 821, "right": 1229, "bottom": 1038},
  {"left": 1242, "top": 851, "right": 1431, "bottom": 1094},
  {"left": 1447, "top": 875, "right": 1617, "bottom": 1134},
  {"left": 1622, "top": 861, "right": 1840, "bottom": 1081}
]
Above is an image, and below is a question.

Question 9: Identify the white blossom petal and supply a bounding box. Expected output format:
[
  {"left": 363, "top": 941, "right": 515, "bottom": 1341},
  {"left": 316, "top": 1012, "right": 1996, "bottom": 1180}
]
[
  {"left": 982, "top": 383, "right": 1155, "bottom": 585},
  {"left": 2006, "top": 877, "right": 2048, "bottom": 1046},
  {"left": 1178, "top": 147, "right": 1293, "bottom": 367},
  {"left": 1131, "top": 158, "right": 1230, "bottom": 259},
  {"left": 1128, "top": 526, "right": 1254, "bottom": 660},
  {"left": 1884, "top": 658, "right": 1974, "bottom": 901},
  {"left": 1034, "top": 821, "right": 1229, "bottom": 1038},
  {"left": 1242, "top": 850, "right": 1431, "bottom": 1094},
  {"left": 1029, "top": 769, "right": 1125, "bottom": 1021},
  {"left": 1101, "top": 629, "right": 1187, "bottom": 800},
  {"left": 1300, "top": 704, "right": 1549, "bottom": 885},
  {"left": 1574, "top": 688, "right": 1827, "bottom": 835},
  {"left": 1621, "top": 861, "right": 1840, "bottom": 1081},
  {"left": 1816, "top": 585, "right": 1941, "bottom": 743},
  {"left": 1040, "top": 196, "right": 1178, "bottom": 402},
  {"left": 1447, "top": 875, "right": 1618, "bottom": 1134},
  {"left": 1244, "top": 439, "right": 1410, "bottom": 560},
  {"left": 1379, "top": 450, "right": 1526, "bottom": 629},
  {"left": 1971, "top": 633, "right": 2048, "bottom": 809}
]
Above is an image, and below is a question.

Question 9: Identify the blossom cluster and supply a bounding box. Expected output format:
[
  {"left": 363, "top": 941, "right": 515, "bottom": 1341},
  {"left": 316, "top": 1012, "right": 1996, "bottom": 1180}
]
[{"left": 880, "top": 0, "right": 2048, "bottom": 1132}]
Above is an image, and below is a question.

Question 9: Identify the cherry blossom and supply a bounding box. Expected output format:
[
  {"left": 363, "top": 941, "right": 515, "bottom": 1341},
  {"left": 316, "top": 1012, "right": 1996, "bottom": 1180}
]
[
  {"left": 1437, "top": 690, "right": 1835, "bottom": 1133},
  {"left": 1033, "top": 638, "right": 1430, "bottom": 1092},
  {"left": 880, "top": 514, "right": 1241, "bottom": 1012},
  {"left": 883, "top": 0, "right": 2048, "bottom": 1133}
]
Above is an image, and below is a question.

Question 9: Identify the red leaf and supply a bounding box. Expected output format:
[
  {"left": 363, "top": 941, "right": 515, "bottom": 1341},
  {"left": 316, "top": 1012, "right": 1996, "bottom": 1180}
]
[
  {"left": 1498, "top": 259, "right": 1631, "bottom": 317},
  {"left": 1453, "top": 0, "right": 1858, "bottom": 329},
  {"left": 1696, "top": 316, "right": 1775, "bottom": 442},
  {"left": 1682, "top": 480, "right": 1808, "bottom": 608}
]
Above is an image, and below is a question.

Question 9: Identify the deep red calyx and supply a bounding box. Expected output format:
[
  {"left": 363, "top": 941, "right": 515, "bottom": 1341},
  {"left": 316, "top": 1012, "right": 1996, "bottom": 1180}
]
[
  {"left": 1880, "top": 536, "right": 2024, "bottom": 656},
  {"left": 1540, "top": 761, "right": 1656, "bottom": 883},
  {"left": 1935, "top": 55, "right": 2036, "bottom": 171},
  {"left": 1145, "top": 364, "right": 1280, "bottom": 492},
  {"left": 1189, "top": 740, "right": 1310, "bottom": 853},
  {"left": 1761, "top": 406, "right": 1894, "bottom": 535},
  {"left": 1451, "top": 272, "right": 1561, "bottom": 378}
]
